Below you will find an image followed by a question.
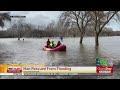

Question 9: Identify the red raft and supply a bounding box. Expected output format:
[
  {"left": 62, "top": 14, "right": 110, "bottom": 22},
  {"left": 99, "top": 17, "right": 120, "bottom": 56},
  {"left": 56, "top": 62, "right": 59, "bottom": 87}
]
[{"left": 43, "top": 44, "right": 66, "bottom": 51}]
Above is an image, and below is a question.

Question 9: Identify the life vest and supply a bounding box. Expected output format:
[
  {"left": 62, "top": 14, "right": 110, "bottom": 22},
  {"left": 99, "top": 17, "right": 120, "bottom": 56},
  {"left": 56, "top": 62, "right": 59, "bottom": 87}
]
[{"left": 50, "top": 42, "right": 54, "bottom": 47}]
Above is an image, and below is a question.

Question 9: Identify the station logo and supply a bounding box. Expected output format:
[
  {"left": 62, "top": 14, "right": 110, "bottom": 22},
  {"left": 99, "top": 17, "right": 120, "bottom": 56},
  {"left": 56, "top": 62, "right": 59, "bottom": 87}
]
[{"left": 7, "top": 67, "right": 22, "bottom": 73}]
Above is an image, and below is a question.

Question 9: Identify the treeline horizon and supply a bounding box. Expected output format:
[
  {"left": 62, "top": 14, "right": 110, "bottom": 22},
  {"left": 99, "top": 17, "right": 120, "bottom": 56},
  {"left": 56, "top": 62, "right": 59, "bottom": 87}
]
[
  {"left": 0, "top": 26, "right": 120, "bottom": 38},
  {"left": 0, "top": 19, "right": 120, "bottom": 38}
]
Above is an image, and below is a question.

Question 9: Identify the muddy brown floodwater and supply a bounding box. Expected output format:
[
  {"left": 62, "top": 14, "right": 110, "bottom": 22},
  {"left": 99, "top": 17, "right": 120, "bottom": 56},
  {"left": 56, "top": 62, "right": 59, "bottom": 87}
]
[{"left": 0, "top": 37, "right": 120, "bottom": 79}]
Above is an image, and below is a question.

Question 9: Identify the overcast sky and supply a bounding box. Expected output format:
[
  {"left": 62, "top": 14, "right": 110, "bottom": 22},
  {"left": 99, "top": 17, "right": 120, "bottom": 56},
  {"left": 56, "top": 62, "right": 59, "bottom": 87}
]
[{"left": 0, "top": 11, "right": 120, "bottom": 31}]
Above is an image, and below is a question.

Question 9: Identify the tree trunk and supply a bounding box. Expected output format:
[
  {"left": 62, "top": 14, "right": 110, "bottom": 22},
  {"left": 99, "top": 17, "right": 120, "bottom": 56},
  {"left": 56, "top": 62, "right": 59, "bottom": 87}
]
[
  {"left": 80, "top": 30, "right": 85, "bottom": 44},
  {"left": 18, "top": 37, "right": 20, "bottom": 40},
  {"left": 80, "top": 35, "right": 84, "bottom": 44},
  {"left": 18, "top": 36, "right": 20, "bottom": 40},
  {"left": 95, "top": 34, "right": 99, "bottom": 46}
]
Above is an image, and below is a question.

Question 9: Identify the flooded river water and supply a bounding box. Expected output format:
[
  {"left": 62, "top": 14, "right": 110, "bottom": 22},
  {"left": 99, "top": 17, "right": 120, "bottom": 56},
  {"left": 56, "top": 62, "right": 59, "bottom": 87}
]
[{"left": 0, "top": 37, "right": 120, "bottom": 79}]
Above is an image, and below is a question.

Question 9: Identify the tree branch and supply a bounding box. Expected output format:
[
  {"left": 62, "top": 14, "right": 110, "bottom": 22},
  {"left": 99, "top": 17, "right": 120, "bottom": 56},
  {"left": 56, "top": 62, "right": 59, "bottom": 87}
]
[{"left": 99, "top": 11, "right": 118, "bottom": 33}]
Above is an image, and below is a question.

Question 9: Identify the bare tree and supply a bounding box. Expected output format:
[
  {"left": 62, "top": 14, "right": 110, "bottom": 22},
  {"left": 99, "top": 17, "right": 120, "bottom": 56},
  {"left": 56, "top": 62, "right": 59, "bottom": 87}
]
[
  {"left": 45, "top": 20, "right": 56, "bottom": 37},
  {"left": 9, "top": 19, "right": 31, "bottom": 40},
  {"left": 60, "top": 11, "right": 91, "bottom": 44},
  {"left": 89, "top": 11, "right": 118, "bottom": 46}
]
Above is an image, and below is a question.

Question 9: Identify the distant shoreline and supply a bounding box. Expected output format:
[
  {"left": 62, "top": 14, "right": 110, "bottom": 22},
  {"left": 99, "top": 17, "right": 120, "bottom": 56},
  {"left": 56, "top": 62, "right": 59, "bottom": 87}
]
[{"left": 0, "top": 36, "right": 120, "bottom": 38}]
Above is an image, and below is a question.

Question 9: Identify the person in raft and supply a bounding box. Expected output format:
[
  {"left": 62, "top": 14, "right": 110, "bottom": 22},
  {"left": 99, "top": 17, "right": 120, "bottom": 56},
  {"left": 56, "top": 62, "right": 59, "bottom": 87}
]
[
  {"left": 46, "top": 39, "right": 50, "bottom": 48},
  {"left": 49, "top": 41, "right": 55, "bottom": 48},
  {"left": 56, "top": 41, "right": 62, "bottom": 47}
]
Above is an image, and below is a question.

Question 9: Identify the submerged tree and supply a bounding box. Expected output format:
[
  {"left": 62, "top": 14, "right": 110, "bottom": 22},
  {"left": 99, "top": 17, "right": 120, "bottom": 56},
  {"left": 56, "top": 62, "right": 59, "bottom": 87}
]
[
  {"left": 9, "top": 19, "right": 31, "bottom": 40},
  {"left": 89, "top": 11, "right": 119, "bottom": 46},
  {"left": 60, "top": 11, "right": 91, "bottom": 44}
]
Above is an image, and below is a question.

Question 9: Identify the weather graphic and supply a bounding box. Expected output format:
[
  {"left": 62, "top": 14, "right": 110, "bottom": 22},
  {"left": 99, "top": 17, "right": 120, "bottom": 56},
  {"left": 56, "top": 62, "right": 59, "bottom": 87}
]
[
  {"left": 96, "top": 57, "right": 113, "bottom": 73},
  {"left": 96, "top": 57, "right": 113, "bottom": 67}
]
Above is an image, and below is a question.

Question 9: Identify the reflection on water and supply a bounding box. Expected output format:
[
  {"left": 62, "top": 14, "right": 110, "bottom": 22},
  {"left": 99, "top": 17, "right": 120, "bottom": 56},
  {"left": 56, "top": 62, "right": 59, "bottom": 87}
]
[
  {"left": 94, "top": 46, "right": 101, "bottom": 58},
  {"left": 0, "top": 37, "right": 120, "bottom": 79}
]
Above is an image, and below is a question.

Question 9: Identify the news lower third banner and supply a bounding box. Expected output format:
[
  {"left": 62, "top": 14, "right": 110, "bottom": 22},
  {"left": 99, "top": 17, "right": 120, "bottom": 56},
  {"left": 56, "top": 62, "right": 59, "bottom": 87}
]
[{"left": 0, "top": 64, "right": 113, "bottom": 75}]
